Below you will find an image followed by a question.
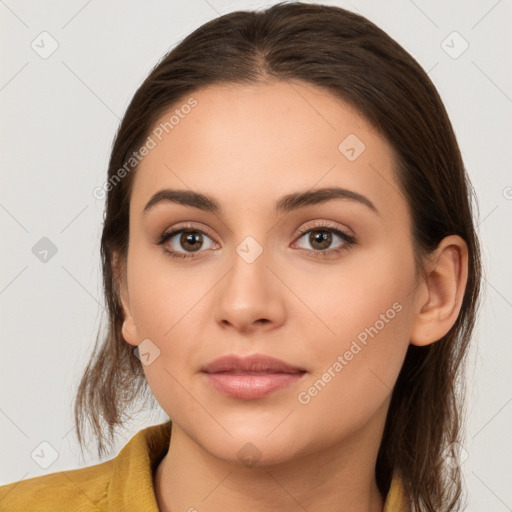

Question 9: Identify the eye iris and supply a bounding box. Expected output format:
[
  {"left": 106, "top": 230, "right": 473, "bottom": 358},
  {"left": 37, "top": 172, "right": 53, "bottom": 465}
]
[
  {"left": 181, "top": 231, "right": 203, "bottom": 252},
  {"left": 310, "top": 230, "right": 331, "bottom": 250}
]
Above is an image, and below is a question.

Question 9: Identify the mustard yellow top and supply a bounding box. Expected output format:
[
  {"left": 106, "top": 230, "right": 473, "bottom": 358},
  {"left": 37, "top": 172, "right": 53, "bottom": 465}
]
[{"left": 0, "top": 421, "right": 409, "bottom": 511}]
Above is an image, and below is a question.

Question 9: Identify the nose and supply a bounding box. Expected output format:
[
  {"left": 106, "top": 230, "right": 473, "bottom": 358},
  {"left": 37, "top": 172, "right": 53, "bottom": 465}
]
[{"left": 212, "top": 241, "right": 286, "bottom": 334}]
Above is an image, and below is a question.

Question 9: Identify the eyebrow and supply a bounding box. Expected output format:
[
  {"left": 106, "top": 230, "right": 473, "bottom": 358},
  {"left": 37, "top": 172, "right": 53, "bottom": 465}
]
[{"left": 143, "top": 186, "right": 379, "bottom": 216}]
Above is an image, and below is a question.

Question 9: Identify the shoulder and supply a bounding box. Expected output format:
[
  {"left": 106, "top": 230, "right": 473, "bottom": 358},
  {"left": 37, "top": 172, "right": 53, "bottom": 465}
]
[
  {"left": 0, "top": 459, "right": 114, "bottom": 512},
  {"left": 0, "top": 421, "right": 172, "bottom": 512}
]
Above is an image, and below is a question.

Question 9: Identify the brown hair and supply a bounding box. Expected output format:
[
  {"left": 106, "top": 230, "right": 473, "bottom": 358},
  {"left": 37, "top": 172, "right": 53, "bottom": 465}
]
[{"left": 74, "top": 3, "right": 482, "bottom": 510}]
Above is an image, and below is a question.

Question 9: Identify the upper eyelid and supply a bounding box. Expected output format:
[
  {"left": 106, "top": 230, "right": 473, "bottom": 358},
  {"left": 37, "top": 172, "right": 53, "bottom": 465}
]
[
  {"left": 161, "top": 222, "right": 216, "bottom": 240},
  {"left": 160, "top": 221, "right": 352, "bottom": 246},
  {"left": 296, "top": 221, "right": 350, "bottom": 234}
]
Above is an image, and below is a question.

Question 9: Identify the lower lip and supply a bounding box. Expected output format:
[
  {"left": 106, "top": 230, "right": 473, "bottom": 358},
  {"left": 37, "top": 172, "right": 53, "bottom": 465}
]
[{"left": 202, "top": 372, "right": 306, "bottom": 399}]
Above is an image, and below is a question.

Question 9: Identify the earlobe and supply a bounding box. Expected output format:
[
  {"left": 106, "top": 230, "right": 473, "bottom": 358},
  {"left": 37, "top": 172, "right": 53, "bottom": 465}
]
[
  {"left": 410, "top": 235, "right": 469, "bottom": 347},
  {"left": 121, "top": 318, "right": 139, "bottom": 346},
  {"left": 112, "top": 251, "right": 139, "bottom": 347}
]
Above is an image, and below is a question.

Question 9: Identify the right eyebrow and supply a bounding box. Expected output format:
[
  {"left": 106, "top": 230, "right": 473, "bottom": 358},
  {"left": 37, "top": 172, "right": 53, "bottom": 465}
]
[{"left": 143, "top": 189, "right": 220, "bottom": 215}]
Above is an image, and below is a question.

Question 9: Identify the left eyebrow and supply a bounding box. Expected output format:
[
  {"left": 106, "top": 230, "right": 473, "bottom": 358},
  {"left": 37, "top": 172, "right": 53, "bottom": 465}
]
[
  {"left": 275, "top": 187, "right": 379, "bottom": 215},
  {"left": 142, "top": 186, "right": 379, "bottom": 216}
]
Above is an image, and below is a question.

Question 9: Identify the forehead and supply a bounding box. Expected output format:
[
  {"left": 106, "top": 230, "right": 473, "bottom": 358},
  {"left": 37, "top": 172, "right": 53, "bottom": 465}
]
[{"left": 130, "top": 80, "right": 406, "bottom": 222}]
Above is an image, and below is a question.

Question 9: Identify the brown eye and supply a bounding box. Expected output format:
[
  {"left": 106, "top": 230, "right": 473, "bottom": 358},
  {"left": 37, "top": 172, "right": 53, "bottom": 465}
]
[
  {"left": 308, "top": 230, "right": 333, "bottom": 251},
  {"left": 295, "top": 226, "right": 354, "bottom": 254},
  {"left": 179, "top": 231, "right": 204, "bottom": 252},
  {"left": 158, "top": 225, "right": 216, "bottom": 259}
]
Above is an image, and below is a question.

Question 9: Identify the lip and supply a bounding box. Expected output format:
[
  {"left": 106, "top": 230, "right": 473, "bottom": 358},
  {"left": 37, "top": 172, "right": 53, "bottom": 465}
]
[
  {"left": 200, "top": 354, "right": 307, "bottom": 400},
  {"left": 201, "top": 354, "right": 306, "bottom": 374}
]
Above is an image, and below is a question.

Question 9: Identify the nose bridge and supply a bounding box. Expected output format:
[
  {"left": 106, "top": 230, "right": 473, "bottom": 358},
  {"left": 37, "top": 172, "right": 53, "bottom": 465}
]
[
  {"left": 212, "top": 229, "right": 285, "bottom": 330},
  {"left": 225, "top": 232, "right": 272, "bottom": 298}
]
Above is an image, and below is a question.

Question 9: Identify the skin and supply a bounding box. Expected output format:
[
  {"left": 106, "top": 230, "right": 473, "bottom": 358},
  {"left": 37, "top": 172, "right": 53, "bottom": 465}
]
[{"left": 116, "top": 79, "right": 468, "bottom": 512}]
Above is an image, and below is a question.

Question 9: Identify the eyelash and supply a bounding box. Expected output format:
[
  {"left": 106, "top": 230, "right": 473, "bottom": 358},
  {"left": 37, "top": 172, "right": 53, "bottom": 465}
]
[{"left": 157, "top": 222, "right": 357, "bottom": 260}]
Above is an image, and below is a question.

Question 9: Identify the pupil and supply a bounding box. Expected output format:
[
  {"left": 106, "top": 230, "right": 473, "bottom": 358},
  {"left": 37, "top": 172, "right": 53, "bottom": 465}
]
[
  {"left": 182, "top": 231, "right": 202, "bottom": 252},
  {"left": 311, "top": 230, "right": 331, "bottom": 249}
]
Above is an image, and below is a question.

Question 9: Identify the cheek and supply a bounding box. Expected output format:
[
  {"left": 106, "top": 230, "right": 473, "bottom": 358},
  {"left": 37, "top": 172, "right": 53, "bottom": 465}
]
[
  {"left": 127, "top": 242, "right": 202, "bottom": 338},
  {"left": 298, "top": 242, "right": 415, "bottom": 345},
  {"left": 127, "top": 252, "right": 208, "bottom": 415},
  {"left": 126, "top": 241, "right": 216, "bottom": 361},
  {"left": 293, "top": 297, "right": 410, "bottom": 443},
  {"left": 292, "top": 247, "right": 414, "bottom": 415}
]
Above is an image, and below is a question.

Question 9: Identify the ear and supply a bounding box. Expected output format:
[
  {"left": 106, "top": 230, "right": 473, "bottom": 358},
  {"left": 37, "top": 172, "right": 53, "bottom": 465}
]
[
  {"left": 410, "top": 235, "right": 469, "bottom": 346},
  {"left": 112, "top": 251, "right": 139, "bottom": 347}
]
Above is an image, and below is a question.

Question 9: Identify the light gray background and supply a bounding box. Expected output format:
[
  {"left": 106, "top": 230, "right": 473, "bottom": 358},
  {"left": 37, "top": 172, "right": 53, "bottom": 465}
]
[{"left": 1, "top": 0, "right": 511, "bottom": 509}]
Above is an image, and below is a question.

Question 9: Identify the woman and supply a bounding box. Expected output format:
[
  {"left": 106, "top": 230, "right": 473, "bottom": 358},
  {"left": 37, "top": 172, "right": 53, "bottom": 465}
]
[{"left": 0, "top": 2, "right": 481, "bottom": 511}]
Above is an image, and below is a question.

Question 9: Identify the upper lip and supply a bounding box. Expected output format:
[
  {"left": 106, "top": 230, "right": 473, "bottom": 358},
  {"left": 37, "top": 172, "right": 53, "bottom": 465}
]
[{"left": 201, "top": 354, "right": 306, "bottom": 374}]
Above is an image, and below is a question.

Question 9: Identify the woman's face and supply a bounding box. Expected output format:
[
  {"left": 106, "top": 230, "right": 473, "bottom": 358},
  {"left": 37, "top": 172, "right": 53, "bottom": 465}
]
[{"left": 119, "top": 80, "right": 424, "bottom": 465}]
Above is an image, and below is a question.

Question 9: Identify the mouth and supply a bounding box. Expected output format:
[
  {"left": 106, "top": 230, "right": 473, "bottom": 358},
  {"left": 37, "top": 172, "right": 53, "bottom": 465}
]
[
  {"left": 200, "top": 353, "right": 307, "bottom": 400},
  {"left": 201, "top": 353, "right": 306, "bottom": 374}
]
